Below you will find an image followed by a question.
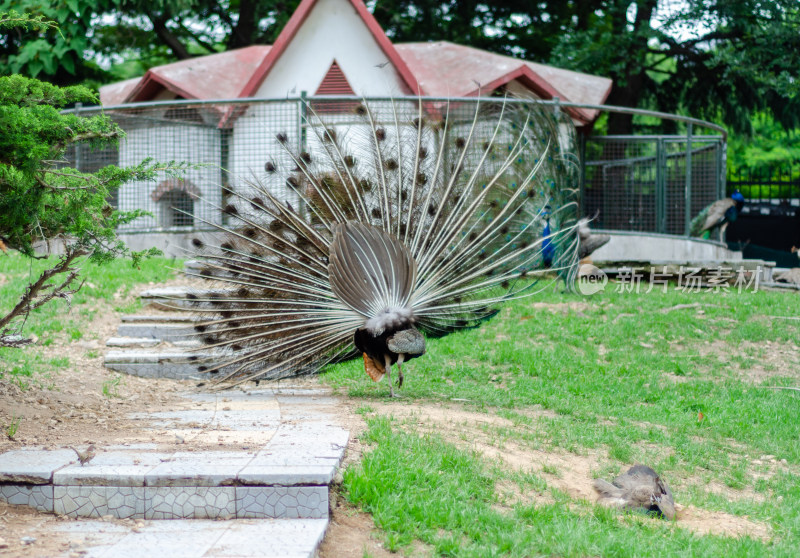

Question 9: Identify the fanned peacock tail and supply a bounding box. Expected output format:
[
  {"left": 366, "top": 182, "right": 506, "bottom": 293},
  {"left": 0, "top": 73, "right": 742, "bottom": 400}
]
[{"left": 172, "top": 97, "right": 581, "bottom": 386}]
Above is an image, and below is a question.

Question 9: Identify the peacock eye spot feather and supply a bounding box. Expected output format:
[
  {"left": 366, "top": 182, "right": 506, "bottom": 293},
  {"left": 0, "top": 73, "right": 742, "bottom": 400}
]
[
  {"left": 416, "top": 173, "right": 427, "bottom": 185},
  {"left": 371, "top": 208, "right": 382, "bottom": 219},
  {"left": 501, "top": 280, "right": 510, "bottom": 289},
  {"left": 323, "top": 129, "right": 337, "bottom": 143},
  {"left": 186, "top": 293, "right": 198, "bottom": 300},
  {"left": 223, "top": 204, "right": 238, "bottom": 215},
  {"left": 300, "top": 151, "right": 312, "bottom": 164},
  {"left": 455, "top": 137, "right": 466, "bottom": 149},
  {"left": 250, "top": 197, "right": 264, "bottom": 209},
  {"left": 191, "top": 238, "right": 203, "bottom": 248},
  {"left": 276, "top": 133, "right": 288, "bottom": 144},
  {"left": 385, "top": 159, "right": 398, "bottom": 170},
  {"left": 198, "top": 365, "right": 208, "bottom": 372},
  {"left": 237, "top": 288, "right": 249, "bottom": 298},
  {"left": 286, "top": 176, "right": 299, "bottom": 188},
  {"left": 418, "top": 147, "right": 428, "bottom": 159},
  {"left": 220, "top": 242, "right": 233, "bottom": 252},
  {"left": 344, "top": 155, "right": 356, "bottom": 167},
  {"left": 354, "top": 104, "right": 367, "bottom": 116},
  {"left": 194, "top": 324, "right": 207, "bottom": 332},
  {"left": 375, "top": 127, "right": 386, "bottom": 141},
  {"left": 265, "top": 161, "right": 276, "bottom": 172}
]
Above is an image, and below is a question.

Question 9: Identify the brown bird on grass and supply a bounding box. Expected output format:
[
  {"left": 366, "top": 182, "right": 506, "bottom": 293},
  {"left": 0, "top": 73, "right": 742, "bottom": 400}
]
[
  {"left": 70, "top": 445, "right": 96, "bottom": 466},
  {"left": 593, "top": 464, "right": 676, "bottom": 520}
]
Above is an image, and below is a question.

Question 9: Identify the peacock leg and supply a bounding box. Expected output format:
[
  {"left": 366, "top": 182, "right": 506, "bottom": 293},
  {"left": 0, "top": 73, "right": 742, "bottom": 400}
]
[
  {"left": 396, "top": 355, "right": 405, "bottom": 388},
  {"left": 384, "top": 355, "right": 396, "bottom": 397}
]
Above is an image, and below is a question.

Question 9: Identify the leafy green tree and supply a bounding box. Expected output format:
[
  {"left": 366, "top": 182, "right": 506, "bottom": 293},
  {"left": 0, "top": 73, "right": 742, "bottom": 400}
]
[
  {"left": 0, "top": 14, "right": 186, "bottom": 347},
  {"left": 0, "top": 3, "right": 107, "bottom": 84},
  {"left": 373, "top": 1, "right": 800, "bottom": 136}
]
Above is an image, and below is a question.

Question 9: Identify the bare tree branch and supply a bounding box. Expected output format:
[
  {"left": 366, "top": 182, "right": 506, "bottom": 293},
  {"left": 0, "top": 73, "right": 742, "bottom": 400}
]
[{"left": 0, "top": 247, "right": 88, "bottom": 347}]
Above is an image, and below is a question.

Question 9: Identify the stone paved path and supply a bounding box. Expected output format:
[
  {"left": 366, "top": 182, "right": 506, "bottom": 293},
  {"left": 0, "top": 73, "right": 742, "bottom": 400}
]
[{"left": 0, "top": 385, "right": 348, "bottom": 557}]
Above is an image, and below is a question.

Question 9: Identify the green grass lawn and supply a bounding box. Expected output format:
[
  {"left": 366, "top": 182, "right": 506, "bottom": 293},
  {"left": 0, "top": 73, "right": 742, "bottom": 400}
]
[
  {"left": 0, "top": 252, "right": 179, "bottom": 387},
  {"left": 323, "top": 286, "right": 800, "bottom": 557}
]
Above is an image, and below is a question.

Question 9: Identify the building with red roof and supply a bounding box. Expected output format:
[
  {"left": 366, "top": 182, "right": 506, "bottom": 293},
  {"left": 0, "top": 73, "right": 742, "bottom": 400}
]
[
  {"left": 100, "top": 0, "right": 611, "bottom": 123},
  {"left": 100, "top": 0, "right": 611, "bottom": 237}
]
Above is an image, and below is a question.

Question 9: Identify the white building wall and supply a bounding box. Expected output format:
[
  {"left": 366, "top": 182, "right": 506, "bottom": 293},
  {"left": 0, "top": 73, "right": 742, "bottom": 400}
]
[
  {"left": 117, "top": 122, "right": 222, "bottom": 230},
  {"left": 255, "top": 0, "right": 408, "bottom": 98}
]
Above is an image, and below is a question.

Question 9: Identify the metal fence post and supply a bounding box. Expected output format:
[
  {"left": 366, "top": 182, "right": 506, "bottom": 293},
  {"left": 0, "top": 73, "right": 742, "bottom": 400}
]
[
  {"left": 717, "top": 138, "right": 727, "bottom": 199},
  {"left": 656, "top": 137, "right": 666, "bottom": 233},
  {"left": 684, "top": 123, "right": 693, "bottom": 236},
  {"left": 74, "top": 102, "right": 83, "bottom": 171},
  {"left": 579, "top": 132, "right": 586, "bottom": 215}
]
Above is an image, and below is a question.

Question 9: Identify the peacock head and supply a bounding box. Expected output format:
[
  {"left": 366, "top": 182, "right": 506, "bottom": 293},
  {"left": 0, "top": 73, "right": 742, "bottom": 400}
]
[{"left": 731, "top": 190, "right": 745, "bottom": 203}]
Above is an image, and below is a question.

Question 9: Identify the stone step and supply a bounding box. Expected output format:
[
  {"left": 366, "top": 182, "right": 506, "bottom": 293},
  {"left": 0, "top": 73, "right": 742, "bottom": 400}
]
[
  {"left": 116, "top": 322, "right": 200, "bottom": 342},
  {"left": 47, "top": 518, "right": 328, "bottom": 558},
  {"left": 0, "top": 390, "right": 349, "bottom": 523},
  {"left": 105, "top": 337, "right": 162, "bottom": 348},
  {"left": 121, "top": 314, "right": 201, "bottom": 323},
  {"left": 139, "top": 286, "right": 235, "bottom": 310},
  {"left": 103, "top": 350, "right": 231, "bottom": 379}
]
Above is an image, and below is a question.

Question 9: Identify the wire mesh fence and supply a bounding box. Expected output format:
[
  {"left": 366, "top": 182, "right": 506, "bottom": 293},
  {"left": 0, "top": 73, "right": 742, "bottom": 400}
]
[
  {"left": 582, "top": 135, "right": 724, "bottom": 235},
  {"left": 64, "top": 97, "right": 725, "bottom": 238}
]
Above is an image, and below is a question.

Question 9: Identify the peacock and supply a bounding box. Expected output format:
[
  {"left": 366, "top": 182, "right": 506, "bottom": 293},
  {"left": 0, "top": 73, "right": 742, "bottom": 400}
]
[
  {"left": 172, "top": 97, "right": 581, "bottom": 393},
  {"left": 690, "top": 190, "right": 745, "bottom": 241},
  {"left": 577, "top": 217, "right": 610, "bottom": 261},
  {"left": 593, "top": 464, "right": 676, "bottom": 520}
]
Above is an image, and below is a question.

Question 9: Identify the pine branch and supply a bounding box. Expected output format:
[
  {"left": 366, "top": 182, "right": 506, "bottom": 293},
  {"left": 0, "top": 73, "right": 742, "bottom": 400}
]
[{"left": 0, "top": 247, "right": 88, "bottom": 346}]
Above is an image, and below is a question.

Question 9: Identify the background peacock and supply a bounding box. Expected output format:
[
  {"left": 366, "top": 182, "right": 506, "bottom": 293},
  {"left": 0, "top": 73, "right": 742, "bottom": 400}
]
[
  {"left": 690, "top": 190, "right": 745, "bottom": 241},
  {"left": 173, "top": 97, "right": 581, "bottom": 391}
]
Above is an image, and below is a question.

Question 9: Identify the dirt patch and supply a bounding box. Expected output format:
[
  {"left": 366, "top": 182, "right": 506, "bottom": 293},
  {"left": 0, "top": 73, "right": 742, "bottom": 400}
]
[
  {"left": 677, "top": 505, "right": 770, "bottom": 540},
  {"left": 319, "top": 499, "right": 397, "bottom": 558}
]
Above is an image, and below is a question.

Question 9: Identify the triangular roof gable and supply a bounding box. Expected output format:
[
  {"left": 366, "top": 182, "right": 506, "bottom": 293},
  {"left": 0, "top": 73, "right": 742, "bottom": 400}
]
[
  {"left": 395, "top": 42, "right": 612, "bottom": 124},
  {"left": 239, "top": 0, "right": 420, "bottom": 97},
  {"left": 462, "top": 66, "right": 594, "bottom": 124}
]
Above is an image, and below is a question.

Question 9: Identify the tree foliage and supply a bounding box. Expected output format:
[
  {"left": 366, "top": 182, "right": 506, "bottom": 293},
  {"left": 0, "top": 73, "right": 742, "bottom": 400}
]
[
  {"left": 0, "top": 13, "right": 188, "bottom": 347},
  {"left": 4, "top": 1, "right": 798, "bottom": 137},
  {"left": 374, "top": 1, "right": 800, "bottom": 136},
  {"left": 0, "top": 2, "right": 108, "bottom": 84}
]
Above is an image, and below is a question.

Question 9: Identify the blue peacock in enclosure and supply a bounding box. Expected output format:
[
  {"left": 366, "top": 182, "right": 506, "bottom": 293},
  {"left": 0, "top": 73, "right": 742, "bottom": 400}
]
[
  {"left": 176, "top": 98, "right": 581, "bottom": 392},
  {"left": 690, "top": 190, "right": 745, "bottom": 241}
]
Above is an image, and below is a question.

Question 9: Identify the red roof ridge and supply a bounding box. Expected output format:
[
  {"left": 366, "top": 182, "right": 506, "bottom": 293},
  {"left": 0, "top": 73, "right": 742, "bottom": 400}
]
[{"left": 238, "top": 0, "right": 420, "bottom": 97}]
